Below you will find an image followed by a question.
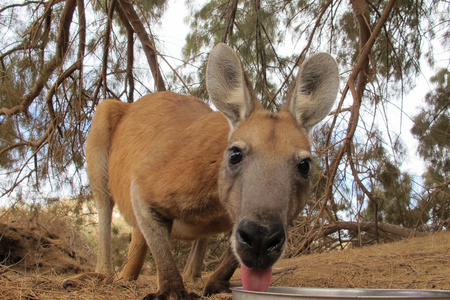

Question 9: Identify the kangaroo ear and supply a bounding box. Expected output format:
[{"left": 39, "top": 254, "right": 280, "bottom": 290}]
[
  {"left": 206, "top": 43, "right": 261, "bottom": 129},
  {"left": 285, "top": 53, "right": 340, "bottom": 133}
]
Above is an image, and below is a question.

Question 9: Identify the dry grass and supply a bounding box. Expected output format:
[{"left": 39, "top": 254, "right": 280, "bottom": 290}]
[
  {"left": 267, "top": 231, "right": 450, "bottom": 291},
  {"left": 0, "top": 206, "right": 449, "bottom": 299}
]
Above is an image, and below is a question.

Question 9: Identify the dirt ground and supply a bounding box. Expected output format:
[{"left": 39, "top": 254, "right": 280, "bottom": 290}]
[{"left": 0, "top": 224, "right": 449, "bottom": 300}]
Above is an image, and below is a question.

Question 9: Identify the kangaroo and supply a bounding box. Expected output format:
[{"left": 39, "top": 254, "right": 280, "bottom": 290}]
[{"left": 65, "top": 43, "right": 339, "bottom": 299}]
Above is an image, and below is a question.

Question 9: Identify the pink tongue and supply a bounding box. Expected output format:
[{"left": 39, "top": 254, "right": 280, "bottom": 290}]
[{"left": 241, "top": 264, "right": 272, "bottom": 292}]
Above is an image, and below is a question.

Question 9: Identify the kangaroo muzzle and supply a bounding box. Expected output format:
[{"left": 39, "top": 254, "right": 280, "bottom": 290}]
[
  {"left": 234, "top": 217, "right": 285, "bottom": 292},
  {"left": 235, "top": 217, "right": 286, "bottom": 269}
]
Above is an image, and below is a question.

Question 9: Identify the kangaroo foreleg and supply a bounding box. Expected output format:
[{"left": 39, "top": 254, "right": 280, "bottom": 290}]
[
  {"left": 132, "top": 188, "right": 199, "bottom": 299},
  {"left": 203, "top": 242, "right": 238, "bottom": 296}
]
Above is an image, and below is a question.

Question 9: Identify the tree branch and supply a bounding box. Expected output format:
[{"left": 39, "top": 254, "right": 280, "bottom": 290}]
[
  {"left": 290, "top": 221, "right": 427, "bottom": 256},
  {"left": 77, "top": 0, "right": 86, "bottom": 105},
  {"left": 117, "top": 0, "right": 166, "bottom": 92},
  {"left": 322, "top": 0, "right": 397, "bottom": 209},
  {"left": 268, "top": 0, "right": 333, "bottom": 109},
  {"left": 0, "top": 0, "right": 77, "bottom": 117},
  {"left": 102, "top": 0, "right": 117, "bottom": 99},
  {"left": 221, "top": 0, "right": 238, "bottom": 43},
  {"left": 115, "top": 2, "right": 135, "bottom": 103}
]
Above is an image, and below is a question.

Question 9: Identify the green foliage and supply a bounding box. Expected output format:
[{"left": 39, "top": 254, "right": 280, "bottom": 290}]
[
  {"left": 411, "top": 69, "right": 449, "bottom": 172},
  {"left": 411, "top": 68, "right": 450, "bottom": 226},
  {"left": 351, "top": 129, "right": 418, "bottom": 228},
  {"left": 182, "top": 0, "right": 290, "bottom": 109},
  {"left": 0, "top": 0, "right": 166, "bottom": 197},
  {"left": 0, "top": 118, "right": 17, "bottom": 169},
  {"left": 182, "top": 0, "right": 444, "bottom": 107}
]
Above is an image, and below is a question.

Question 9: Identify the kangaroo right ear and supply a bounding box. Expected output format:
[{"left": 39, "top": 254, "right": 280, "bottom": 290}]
[
  {"left": 206, "top": 43, "right": 262, "bottom": 129},
  {"left": 285, "top": 53, "right": 340, "bottom": 134}
]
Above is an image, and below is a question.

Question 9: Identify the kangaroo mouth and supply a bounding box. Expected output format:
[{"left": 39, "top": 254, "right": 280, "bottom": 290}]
[
  {"left": 234, "top": 217, "right": 286, "bottom": 292},
  {"left": 241, "top": 264, "right": 272, "bottom": 292}
]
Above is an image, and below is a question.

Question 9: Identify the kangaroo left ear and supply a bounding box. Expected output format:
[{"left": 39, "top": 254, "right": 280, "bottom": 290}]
[
  {"left": 206, "top": 43, "right": 262, "bottom": 129},
  {"left": 285, "top": 53, "right": 340, "bottom": 133}
]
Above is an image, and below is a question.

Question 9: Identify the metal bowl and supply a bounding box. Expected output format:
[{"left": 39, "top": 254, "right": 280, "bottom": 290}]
[{"left": 231, "top": 287, "right": 450, "bottom": 299}]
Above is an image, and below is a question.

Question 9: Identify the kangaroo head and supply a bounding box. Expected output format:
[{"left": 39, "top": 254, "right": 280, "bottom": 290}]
[{"left": 206, "top": 43, "right": 339, "bottom": 291}]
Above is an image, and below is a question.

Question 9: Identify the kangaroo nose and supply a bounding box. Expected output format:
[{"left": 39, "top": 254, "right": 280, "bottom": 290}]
[{"left": 236, "top": 218, "right": 285, "bottom": 268}]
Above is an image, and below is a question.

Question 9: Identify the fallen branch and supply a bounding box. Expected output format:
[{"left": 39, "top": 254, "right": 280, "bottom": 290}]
[{"left": 289, "top": 220, "right": 427, "bottom": 257}]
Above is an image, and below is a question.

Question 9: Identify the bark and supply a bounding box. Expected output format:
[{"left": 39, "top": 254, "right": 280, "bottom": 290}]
[
  {"left": 125, "top": 27, "right": 135, "bottom": 103},
  {"left": 350, "top": 0, "right": 370, "bottom": 113}
]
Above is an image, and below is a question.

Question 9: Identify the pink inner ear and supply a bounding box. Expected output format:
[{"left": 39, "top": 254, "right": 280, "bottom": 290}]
[{"left": 241, "top": 264, "right": 272, "bottom": 292}]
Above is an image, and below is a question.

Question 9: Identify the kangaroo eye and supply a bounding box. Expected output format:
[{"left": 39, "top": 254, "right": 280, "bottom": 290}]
[
  {"left": 298, "top": 158, "right": 311, "bottom": 176},
  {"left": 229, "top": 147, "right": 243, "bottom": 165}
]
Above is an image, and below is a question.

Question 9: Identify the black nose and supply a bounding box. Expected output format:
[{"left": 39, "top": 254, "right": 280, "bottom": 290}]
[{"left": 236, "top": 218, "right": 285, "bottom": 268}]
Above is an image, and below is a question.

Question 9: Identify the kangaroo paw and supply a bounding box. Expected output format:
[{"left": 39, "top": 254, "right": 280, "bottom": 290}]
[
  {"left": 203, "top": 279, "right": 231, "bottom": 296},
  {"left": 142, "top": 291, "right": 201, "bottom": 300},
  {"left": 62, "top": 272, "right": 108, "bottom": 289}
]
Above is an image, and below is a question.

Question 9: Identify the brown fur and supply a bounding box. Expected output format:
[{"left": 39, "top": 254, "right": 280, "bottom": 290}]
[
  {"left": 107, "top": 93, "right": 231, "bottom": 236},
  {"left": 64, "top": 44, "right": 340, "bottom": 300}
]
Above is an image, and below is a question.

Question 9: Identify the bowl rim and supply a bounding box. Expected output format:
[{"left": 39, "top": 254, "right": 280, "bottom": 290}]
[{"left": 231, "top": 286, "right": 450, "bottom": 299}]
